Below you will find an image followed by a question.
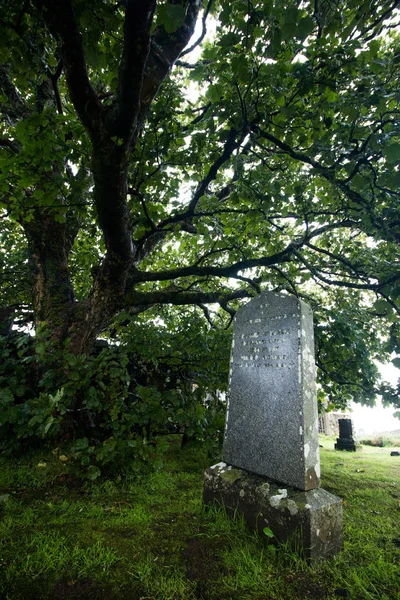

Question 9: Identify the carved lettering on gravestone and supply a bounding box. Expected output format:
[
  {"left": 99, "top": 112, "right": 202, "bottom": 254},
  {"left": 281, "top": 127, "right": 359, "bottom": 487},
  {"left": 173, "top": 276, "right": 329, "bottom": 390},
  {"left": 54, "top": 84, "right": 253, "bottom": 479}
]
[{"left": 223, "top": 292, "right": 320, "bottom": 491}]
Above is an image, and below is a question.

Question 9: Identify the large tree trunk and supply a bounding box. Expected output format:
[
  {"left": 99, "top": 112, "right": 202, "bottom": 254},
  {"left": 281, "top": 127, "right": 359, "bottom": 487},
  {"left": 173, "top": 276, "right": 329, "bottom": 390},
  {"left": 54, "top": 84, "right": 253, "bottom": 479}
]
[
  {"left": 22, "top": 208, "right": 120, "bottom": 435},
  {"left": 24, "top": 211, "right": 76, "bottom": 339}
]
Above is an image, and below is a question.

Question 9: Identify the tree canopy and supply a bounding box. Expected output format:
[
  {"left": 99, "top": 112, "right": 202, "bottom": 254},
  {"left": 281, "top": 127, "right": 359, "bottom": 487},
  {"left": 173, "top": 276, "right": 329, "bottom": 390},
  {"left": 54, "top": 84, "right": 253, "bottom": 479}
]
[{"left": 0, "top": 0, "right": 399, "bottom": 461}]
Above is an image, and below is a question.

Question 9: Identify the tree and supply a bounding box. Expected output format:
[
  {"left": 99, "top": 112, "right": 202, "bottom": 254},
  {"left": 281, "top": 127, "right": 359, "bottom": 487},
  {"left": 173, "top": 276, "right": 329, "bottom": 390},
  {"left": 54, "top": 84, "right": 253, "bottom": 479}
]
[{"left": 0, "top": 0, "right": 399, "bottom": 446}]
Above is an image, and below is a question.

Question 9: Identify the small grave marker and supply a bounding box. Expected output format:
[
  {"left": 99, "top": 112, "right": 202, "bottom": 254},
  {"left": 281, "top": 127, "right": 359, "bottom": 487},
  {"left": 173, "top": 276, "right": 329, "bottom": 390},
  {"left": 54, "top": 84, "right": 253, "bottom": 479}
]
[{"left": 335, "top": 418, "right": 358, "bottom": 451}]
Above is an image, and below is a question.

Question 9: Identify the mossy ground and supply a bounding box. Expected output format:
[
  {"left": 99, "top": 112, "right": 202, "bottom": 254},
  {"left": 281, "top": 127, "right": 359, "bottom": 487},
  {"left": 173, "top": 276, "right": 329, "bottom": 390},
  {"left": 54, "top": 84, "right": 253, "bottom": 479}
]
[{"left": 0, "top": 435, "right": 399, "bottom": 600}]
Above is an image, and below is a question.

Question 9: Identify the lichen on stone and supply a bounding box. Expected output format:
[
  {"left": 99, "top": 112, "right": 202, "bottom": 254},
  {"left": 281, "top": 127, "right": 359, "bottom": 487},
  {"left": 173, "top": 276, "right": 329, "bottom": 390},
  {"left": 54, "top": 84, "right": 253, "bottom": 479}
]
[
  {"left": 269, "top": 489, "right": 287, "bottom": 508},
  {"left": 287, "top": 499, "right": 299, "bottom": 516},
  {"left": 220, "top": 468, "right": 243, "bottom": 484},
  {"left": 257, "top": 482, "right": 270, "bottom": 497}
]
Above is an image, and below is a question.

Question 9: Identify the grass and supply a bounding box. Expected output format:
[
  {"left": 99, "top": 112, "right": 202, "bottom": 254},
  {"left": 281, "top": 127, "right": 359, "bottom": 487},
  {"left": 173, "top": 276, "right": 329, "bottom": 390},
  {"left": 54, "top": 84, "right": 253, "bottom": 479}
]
[{"left": 0, "top": 435, "right": 399, "bottom": 600}]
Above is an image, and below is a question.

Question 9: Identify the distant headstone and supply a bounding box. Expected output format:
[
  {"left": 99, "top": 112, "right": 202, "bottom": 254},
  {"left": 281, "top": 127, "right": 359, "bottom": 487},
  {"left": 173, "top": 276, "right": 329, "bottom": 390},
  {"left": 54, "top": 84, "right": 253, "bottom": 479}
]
[
  {"left": 203, "top": 292, "right": 343, "bottom": 560},
  {"left": 335, "top": 418, "right": 357, "bottom": 451}
]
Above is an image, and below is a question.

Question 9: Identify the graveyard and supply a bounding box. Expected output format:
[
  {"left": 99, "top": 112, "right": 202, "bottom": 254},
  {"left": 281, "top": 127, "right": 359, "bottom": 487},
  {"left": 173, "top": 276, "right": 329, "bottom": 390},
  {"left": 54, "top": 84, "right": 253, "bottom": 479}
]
[
  {"left": 0, "top": 435, "right": 399, "bottom": 600},
  {"left": 1, "top": 1, "right": 399, "bottom": 599},
  {"left": 3, "top": 291, "right": 399, "bottom": 599}
]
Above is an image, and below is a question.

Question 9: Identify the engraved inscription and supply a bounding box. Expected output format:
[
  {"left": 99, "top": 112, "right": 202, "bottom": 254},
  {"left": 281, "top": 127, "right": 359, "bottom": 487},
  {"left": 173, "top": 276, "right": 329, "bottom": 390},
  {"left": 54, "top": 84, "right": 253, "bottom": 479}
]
[
  {"left": 247, "top": 311, "right": 298, "bottom": 320},
  {"left": 233, "top": 314, "right": 298, "bottom": 370}
]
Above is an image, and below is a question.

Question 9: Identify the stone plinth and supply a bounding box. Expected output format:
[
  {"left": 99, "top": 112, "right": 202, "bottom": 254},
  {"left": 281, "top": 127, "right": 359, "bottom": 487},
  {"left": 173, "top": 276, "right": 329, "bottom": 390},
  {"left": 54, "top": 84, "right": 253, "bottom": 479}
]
[
  {"left": 223, "top": 292, "right": 320, "bottom": 491},
  {"left": 204, "top": 463, "right": 343, "bottom": 561},
  {"left": 335, "top": 438, "right": 358, "bottom": 451}
]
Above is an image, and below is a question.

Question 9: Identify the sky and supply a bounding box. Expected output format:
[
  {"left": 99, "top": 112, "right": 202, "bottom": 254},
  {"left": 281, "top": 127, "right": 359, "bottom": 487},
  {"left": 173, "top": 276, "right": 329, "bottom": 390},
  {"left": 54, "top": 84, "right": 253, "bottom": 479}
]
[
  {"left": 351, "top": 400, "right": 399, "bottom": 436},
  {"left": 349, "top": 362, "right": 399, "bottom": 435}
]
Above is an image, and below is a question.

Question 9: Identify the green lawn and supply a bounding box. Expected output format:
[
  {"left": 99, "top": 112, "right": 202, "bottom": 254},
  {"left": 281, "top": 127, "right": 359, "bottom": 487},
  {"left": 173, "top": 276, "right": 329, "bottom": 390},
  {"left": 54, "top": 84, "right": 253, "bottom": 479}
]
[{"left": 0, "top": 436, "right": 399, "bottom": 600}]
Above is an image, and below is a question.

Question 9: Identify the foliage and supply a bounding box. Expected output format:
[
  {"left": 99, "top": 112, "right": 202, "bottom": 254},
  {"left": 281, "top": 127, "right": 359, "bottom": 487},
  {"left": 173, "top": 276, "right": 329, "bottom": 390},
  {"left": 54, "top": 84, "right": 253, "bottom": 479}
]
[
  {"left": 358, "top": 433, "right": 400, "bottom": 447},
  {"left": 0, "top": 0, "right": 399, "bottom": 462},
  {"left": 0, "top": 314, "right": 227, "bottom": 476}
]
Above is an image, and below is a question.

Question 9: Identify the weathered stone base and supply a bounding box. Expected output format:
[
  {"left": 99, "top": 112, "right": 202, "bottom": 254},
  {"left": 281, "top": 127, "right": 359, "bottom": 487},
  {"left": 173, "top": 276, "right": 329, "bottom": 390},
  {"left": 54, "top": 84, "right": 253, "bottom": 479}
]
[
  {"left": 335, "top": 438, "right": 359, "bottom": 451},
  {"left": 203, "top": 462, "right": 343, "bottom": 561}
]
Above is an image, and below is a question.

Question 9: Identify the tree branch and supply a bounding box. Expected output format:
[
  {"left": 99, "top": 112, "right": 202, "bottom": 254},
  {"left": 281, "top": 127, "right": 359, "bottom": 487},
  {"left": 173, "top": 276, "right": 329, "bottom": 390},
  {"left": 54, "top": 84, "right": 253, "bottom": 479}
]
[
  {"left": 376, "top": 291, "right": 400, "bottom": 317},
  {"left": 186, "top": 127, "right": 244, "bottom": 217},
  {"left": 218, "top": 300, "right": 236, "bottom": 328},
  {"left": 251, "top": 126, "right": 400, "bottom": 243},
  {"left": 0, "top": 138, "right": 20, "bottom": 154},
  {"left": 304, "top": 241, "right": 366, "bottom": 279},
  {"left": 138, "top": 0, "right": 202, "bottom": 129},
  {"left": 33, "top": 0, "right": 102, "bottom": 136},
  {"left": 270, "top": 266, "right": 299, "bottom": 296},
  {"left": 293, "top": 249, "right": 399, "bottom": 291},
  {"left": 47, "top": 60, "right": 64, "bottom": 115},
  {"left": 125, "top": 287, "right": 252, "bottom": 308},
  {"left": 179, "top": 0, "right": 213, "bottom": 57},
  {"left": 109, "top": 0, "right": 156, "bottom": 139},
  {"left": 316, "top": 361, "right": 378, "bottom": 395},
  {"left": 133, "top": 131, "right": 244, "bottom": 261},
  {"left": 197, "top": 303, "right": 216, "bottom": 327},
  {"left": 0, "top": 63, "right": 29, "bottom": 122},
  {"left": 133, "top": 246, "right": 294, "bottom": 283},
  {"left": 357, "top": 0, "right": 400, "bottom": 41}
]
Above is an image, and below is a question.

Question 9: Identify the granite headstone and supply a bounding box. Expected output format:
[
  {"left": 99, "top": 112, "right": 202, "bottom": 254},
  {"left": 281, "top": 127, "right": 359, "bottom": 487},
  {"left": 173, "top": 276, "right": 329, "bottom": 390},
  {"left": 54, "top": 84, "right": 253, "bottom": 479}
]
[{"left": 222, "top": 292, "right": 320, "bottom": 490}]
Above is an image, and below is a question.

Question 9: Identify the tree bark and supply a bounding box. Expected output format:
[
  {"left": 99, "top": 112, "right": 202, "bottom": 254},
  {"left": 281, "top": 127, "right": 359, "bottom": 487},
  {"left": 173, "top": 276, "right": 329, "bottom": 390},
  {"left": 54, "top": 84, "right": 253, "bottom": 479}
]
[{"left": 24, "top": 212, "right": 76, "bottom": 337}]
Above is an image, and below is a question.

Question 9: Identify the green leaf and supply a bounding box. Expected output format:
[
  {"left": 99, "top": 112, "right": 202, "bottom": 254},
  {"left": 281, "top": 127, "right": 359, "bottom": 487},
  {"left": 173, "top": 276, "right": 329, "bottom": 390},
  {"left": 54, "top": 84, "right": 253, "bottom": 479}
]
[
  {"left": 33, "top": 189, "right": 45, "bottom": 200},
  {"left": 266, "top": 27, "right": 282, "bottom": 58},
  {"left": 158, "top": 4, "right": 186, "bottom": 33},
  {"left": 207, "top": 84, "right": 223, "bottom": 103},
  {"left": 44, "top": 416, "right": 55, "bottom": 434},
  {"left": 190, "top": 64, "right": 206, "bottom": 82},
  {"left": 232, "top": 56, "right": 251, "bottom": 83},
  {"left": 263, "top": 527, "right": 274, "bottom": 538},
  {"left": 367, "top": 40, "right": 380, "bottom": 59},
  {"left": 219, "top": 32, "right": 241, "bottom": 47},
  {"left": 54, "top": 213, "right": 66, "bottom": 223},
  {"left": 74, "top": 437, "right": 89, "bottom": 451},
  {"left": 86, "top": 465, "right": 101, "bottom": 480},
  {"left": 282, "top": 6, "right": 299, "bottom": 37},
  {"left": 373, "top": 299, "right": 393, "bottom": 316},
  {"left": 297, "top": 16, "right": 314, "bottom": 41},
  {"left": 263, "top": 0, "right": 273, "bottom": 16},
  {"left": 284, "top": 6, "right": 299, "bottom": 24},
  {"left": 383, "top": 143, "right": 400, "bottom": 164}
]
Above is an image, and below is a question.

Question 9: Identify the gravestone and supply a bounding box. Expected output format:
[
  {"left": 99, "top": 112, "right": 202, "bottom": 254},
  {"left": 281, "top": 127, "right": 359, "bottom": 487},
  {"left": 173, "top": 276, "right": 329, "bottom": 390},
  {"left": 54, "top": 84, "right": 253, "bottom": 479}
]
[
  {"left": 335, "top": 418, "right": 358, "bottom": 451},
  {"left": 222, "top": 293, "right": 320, "bottom": 490},
  {"left": 203, "top": 292, "right": 343, "bottom": 560}
]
